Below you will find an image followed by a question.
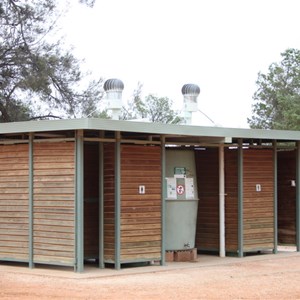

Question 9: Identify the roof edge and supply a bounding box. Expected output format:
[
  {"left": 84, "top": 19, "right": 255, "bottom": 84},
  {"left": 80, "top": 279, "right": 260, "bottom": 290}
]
[{"left": 1, "top": 118, "right": 300, "bottom": 141}]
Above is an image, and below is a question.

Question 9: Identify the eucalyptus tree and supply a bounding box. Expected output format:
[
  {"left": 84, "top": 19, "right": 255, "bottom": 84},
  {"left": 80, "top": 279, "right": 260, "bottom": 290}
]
[
  {"left": 0, "top": 0, "right": 102, "bottom": 122},
  {"left": 248, "top": 48, "right": 300, "bottom": 130},
  {"left": 121, "top": 82, "right": 182, "bottom": 124}
]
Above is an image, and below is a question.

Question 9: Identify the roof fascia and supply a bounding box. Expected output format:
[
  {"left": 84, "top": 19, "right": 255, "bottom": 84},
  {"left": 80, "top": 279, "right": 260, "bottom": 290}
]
[{"left": 0, "top": 118, "right": 300, "bottom": 141}]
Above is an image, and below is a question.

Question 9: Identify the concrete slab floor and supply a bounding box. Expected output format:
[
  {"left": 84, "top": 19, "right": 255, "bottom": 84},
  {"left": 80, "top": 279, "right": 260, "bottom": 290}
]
[{"left": 0, "top": 246, "right": 298, "bottom": 280}]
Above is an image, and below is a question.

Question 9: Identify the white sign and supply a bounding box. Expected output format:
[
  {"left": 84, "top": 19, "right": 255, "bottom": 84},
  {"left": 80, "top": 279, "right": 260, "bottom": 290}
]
[
  {"left": 185, "top": 177, "right": 195, "bottom": 199},
  {"left": 166, "top": 177, "right": 176, "bottom": 199}
]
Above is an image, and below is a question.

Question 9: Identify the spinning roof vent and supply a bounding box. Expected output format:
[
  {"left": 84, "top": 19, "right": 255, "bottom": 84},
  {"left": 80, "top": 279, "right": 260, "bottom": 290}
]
[
  {"left": 181, "top": 83, "right": 200, "bottom": 125},
  {"left": 103, "top": 78, "right": 124, "bottom": 120}
]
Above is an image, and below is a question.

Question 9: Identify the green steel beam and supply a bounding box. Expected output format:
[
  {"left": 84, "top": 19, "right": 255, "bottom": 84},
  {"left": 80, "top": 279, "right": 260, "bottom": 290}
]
[
  {"left": 297, "top": 141, "right": 300, "bottom": 252},
  {"left": 28, "top": 133, "right": 34, "bottom": 268},
  {"left": 273, "top": 140, "right": 278, "bottom": 254},
  {"left": 114, "top": 131, "right": 121, "bottom": 269},
  {"left": 161, "top": 135, "right": 166, "bottom": 266},
  {"left": 238, "top": 139, "right": 244, "bottom": 257},
  {"left": 99, "top": 134, "right": 105, "bottom": 268},
  {"left": 75, "top": 130, "right": 84, "bottom": 272}
]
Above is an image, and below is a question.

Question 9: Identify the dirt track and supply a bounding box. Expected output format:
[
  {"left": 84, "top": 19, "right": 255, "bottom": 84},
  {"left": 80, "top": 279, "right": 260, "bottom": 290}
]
[{"left": 1, "top": 252, "right": 300, "bottom": 299}]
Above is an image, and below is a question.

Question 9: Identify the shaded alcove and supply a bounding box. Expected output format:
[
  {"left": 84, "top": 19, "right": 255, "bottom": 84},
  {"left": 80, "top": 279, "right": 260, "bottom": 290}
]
[
  {"left": 84, "top": 143, "right": 100, "bottom": 261},
  {"left": 278, "top": 150, "right": 296, "bottom": 245}
]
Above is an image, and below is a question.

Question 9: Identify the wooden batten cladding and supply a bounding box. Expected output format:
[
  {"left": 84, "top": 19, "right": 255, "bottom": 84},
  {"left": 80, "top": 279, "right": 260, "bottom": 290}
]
[
  {"left": 103, "top": 144, "right": 162, "bottom": 264},
  {"left": 224, "top": 149, "right": 239, "bottom": 252},
  {"left": 195, "top": 147, "right": 275, "bottom": 254},
  {"left": 225, "top": 148, "right": 274, "bottom": 253},
  {"left": 0, "top": 141, "right": 76, "bottom": 267},
  {"left": 278, "top": 150, "right": 296, "bottom": 245},
  {"left": 195, "top": 148, "right": 219, "bottom": 251},
  {"left": 243, "top": 149, "right": 274, "bottom": 251},
  {"left": 0, "top": 144, "right": 29, "bottom": 262},
  {"left": 33, "top": 142, "right": 75, "bottom": 266},
  {"left": 103, "top": 143, "right": 115, "bottom": 262},
  {"left": 120, "top": 145, "right": 161, "bottom": 262}
]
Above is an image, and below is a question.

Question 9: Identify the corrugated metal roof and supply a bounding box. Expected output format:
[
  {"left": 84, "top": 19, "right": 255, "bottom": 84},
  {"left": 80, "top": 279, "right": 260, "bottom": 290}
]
[{"left": 0, "top": 118, "right": 300, "bottom": 141}]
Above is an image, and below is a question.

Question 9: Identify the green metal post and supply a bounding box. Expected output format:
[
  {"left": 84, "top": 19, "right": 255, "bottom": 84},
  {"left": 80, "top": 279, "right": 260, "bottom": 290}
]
[
  {"left": 238, "top": 139, "right": 243, "bottom": 257},
  {"left": 296, "top": 141, "right": 300, "bottom": 252},
  {"left": 99, "top": 136, "right": 105, "bottom": 268},
  {"left": 219, "top": 144, "right": 226, "bottom": 257},
  {"left": 75, "top": 130, "right": 84, "bottom": 272},
  {"left": 161, "top": 136, "right": 166, "bottom": 265},
  {"left": 115, "top": 132, "right": 121, "bottom": 269},
  {"left": 273, "top": 140, "right": 278, "bottom": 254},
  {"left": 28, "top": 133, "right": 34, "bottom": 268}
]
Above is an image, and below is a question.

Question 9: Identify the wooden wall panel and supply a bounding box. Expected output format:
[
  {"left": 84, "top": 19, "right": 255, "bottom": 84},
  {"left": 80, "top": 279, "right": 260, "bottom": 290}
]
[
  {"left": 195, "top": 148, "right": 219, "bottom": 251},
  {"left": 120, "top": 145, "right": 161, "bottom": 262},
  {"left": 33, "top": 142, "right": 75, "bottom": 265},
  {"left": 84, "top": 143, "right": 99, "bottom": 259},
  {"left": 224, "top": 148, "right": 274, "bottom": 253},
  {"left": 103, "top": 144, "right": 162, "bottom": 263},
  {"left": 278, "top": 150, "right": 296, "bottom": 244},
  {"left": 243, "top": 149, "right": 274, "bottom": 251},
  {"left": 103, "top": 144, "right": 115, "bottom": 262},
  {"left": 0, "top": 144, "right": 29, "bottom": 261},
  {"left": 225, "top": 149, "right": 238, "bottom": 252}
]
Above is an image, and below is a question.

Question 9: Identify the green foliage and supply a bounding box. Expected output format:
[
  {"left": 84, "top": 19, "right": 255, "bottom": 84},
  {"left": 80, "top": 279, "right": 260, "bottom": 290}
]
[
  {"left": 0, "top": 0, "right": 103, "bottom": 122},
  {"left": 248, "top": 48, "right": 300, "bottom": 130},
  {"left": 121, "top": 83, "right": 182, "bottom": 124},
  {"left": 142, "top": 94, "right": 182, "bottom": 124}
]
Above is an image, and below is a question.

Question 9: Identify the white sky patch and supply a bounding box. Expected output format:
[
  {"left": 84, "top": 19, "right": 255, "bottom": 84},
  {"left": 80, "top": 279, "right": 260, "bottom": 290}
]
[{"left": 59, "top": 0, "right": 300, "bottom": 128}]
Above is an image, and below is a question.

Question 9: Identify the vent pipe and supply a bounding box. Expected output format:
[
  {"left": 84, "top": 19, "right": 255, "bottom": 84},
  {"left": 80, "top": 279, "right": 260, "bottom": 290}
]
[
  {"left": 103, "top": 78, "right": 124, "bottom": 120},
  {"left": 181, "top": 83, "right": 200, "bottom": 125}
]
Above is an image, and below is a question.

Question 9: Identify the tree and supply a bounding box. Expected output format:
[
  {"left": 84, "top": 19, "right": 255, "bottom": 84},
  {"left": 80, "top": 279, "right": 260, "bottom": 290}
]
[
  {"left": 79, "top": 0, "right": 95, "bottom": 7},
  {"left": 0, "top": 0, "right": 103, "bottom": 122},
  {"left": 121, "top": 83, "right": 182, "bottom": 124},
  {"left": 248, "top": 48, "right": 300, "bottom": 130}
]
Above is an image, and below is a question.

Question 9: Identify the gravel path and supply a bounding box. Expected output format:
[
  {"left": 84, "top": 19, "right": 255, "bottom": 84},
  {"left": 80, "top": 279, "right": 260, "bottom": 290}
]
[{"left": 1, "top": 252, "right": 300, "bottom": 299}]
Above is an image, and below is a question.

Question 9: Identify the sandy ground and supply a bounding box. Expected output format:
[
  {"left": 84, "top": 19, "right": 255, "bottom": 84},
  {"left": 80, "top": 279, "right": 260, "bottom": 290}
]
[{"left": 0, "top": 251, "right": 300, "bottom": 299}]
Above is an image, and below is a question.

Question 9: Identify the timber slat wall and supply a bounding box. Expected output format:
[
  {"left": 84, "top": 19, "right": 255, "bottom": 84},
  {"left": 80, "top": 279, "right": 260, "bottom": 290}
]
[
  {"left": 278, "top": 150, "right": 296, "bottom": 244},
  {"left": 224, "top": 149, "right": 239, "bottom": 252},
  {"left": 225, "top": 148, "right": 274, "bottom": 253},
  {"left": 243, "top": 149, "right": 274, "bottom": 251},
  {"left": 120, "top": 145, "right": 161, "bottom": 262},
  {"left": 0, "top": 144, "right": 29, "bottom": 261},
  {"left": 103, "top": 144, "right": 115, "bottom": 262},
  {"left": 103, "top": 144, "right": 162, "bottom": 264},
  {"left": 84, "top": 143, "right": 99, "bottom": 258},
  {"left": 195, "top": 148, "right": 219, "bottom": 251},
  {"left": 33, "top": 142, "right": 75, "bottom": 265}
]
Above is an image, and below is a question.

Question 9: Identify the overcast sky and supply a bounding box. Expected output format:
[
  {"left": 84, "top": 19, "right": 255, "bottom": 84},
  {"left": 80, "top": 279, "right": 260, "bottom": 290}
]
[{"left": 61, "top": 0, "right": 300, "bottom": 127}]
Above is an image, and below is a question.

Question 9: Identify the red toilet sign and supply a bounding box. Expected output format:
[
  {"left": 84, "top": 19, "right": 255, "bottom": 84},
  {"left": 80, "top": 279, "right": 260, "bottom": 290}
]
[{"left": 176, "top": 184, "right": 185, "bottom": 195}]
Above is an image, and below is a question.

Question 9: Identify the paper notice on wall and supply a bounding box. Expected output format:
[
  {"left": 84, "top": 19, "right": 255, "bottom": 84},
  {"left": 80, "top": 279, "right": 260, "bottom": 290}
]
[
  {"left": 185, "top": 177, "right": 195, "bottom": 199},
  {"left": 166, "top": 177, "right": 177, "bottom": 199}
]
